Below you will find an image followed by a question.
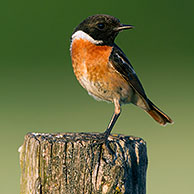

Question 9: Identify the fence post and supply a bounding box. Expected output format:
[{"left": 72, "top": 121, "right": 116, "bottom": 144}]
[{"left": 19, "top": 132, "right": 148, "bottom": 194}]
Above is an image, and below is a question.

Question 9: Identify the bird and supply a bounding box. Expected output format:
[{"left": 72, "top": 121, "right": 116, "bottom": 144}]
[{"left": 70, "top": 14, "right": 173, "bottom": 138}]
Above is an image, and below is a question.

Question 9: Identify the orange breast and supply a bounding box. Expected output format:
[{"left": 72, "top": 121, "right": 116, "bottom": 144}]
[
  {"left": 71, "top": 38, "right": 132, "bottom": 102},
  {"left": 71, "top": 39, "right": 113, "bottom": 82}
]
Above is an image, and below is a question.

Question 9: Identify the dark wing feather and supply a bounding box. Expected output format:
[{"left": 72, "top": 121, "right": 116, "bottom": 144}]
[{"left": 110, "top": 44, "right": 148, "bottom": 100}]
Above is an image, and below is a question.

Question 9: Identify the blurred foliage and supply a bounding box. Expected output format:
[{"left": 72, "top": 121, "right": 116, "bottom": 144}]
[{"left": 0, "top": 0, "right": 194, "bottom": 194}]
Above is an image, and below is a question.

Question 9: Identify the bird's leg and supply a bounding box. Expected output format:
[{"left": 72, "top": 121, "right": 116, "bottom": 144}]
[
  {"left": 104, "top": 112, "right": 120, "bottom": 139},
  {"left": 104, "top": 100, "right": 121, "bottom": 139}
]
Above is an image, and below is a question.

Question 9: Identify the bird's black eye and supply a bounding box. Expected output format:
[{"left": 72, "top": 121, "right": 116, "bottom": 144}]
[{"left": 97, "top": 23, "right": 105, "bottom": 30}]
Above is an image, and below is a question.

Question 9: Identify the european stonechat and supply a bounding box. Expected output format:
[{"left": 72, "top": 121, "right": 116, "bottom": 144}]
[{"left": 70, "top": 14, "right": 173, "bottom": 137}]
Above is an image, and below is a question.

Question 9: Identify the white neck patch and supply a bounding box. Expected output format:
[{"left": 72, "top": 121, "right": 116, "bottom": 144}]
[{"left": 71, "top": 30, "right": 103, "bottom": 45}]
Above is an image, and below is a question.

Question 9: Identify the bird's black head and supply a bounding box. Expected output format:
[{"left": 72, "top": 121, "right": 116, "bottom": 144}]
[{"left": 72, "top": 14, "right": 134, "bottom": 46}]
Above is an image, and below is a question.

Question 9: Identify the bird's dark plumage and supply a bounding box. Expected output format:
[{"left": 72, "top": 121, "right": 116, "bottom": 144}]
[{"left": 110, "top": 44, "right": 147, "bottom": 100}]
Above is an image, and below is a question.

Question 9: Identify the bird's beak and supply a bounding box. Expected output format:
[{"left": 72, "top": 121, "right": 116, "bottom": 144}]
[{"left": 114, "top": 24, "right": 134, "bottom": 31}]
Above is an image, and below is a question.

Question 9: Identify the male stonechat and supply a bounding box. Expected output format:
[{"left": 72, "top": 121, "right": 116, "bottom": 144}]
[{"left": 70, "top": 14, "right": 173, "bottom": 138}]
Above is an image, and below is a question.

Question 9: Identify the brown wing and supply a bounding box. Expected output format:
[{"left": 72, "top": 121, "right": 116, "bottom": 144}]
[
  {"left": 110, "top": 44, "right": 173, "bottom": 125},
  {"left": 110, "top": 44, "right": 148, "bottom": 101}
]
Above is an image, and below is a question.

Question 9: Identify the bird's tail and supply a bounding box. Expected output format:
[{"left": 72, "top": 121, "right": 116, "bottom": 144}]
[{"left": 146, "top": 99, "right": 173, "bottom": 126}]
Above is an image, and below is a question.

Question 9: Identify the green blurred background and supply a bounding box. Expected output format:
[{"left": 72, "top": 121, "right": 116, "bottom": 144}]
[{"left": 1, "top": 0, "right": 194, "bottom": 193}]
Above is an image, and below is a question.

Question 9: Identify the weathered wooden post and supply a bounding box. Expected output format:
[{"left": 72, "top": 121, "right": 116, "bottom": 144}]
[{"left": 19, "top": 132, "right": 148, "bottom": 194}]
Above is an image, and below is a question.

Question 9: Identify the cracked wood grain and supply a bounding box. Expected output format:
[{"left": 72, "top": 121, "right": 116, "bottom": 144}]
[{"left": 19, "top": 133, "right": 148, "bottom": 194}]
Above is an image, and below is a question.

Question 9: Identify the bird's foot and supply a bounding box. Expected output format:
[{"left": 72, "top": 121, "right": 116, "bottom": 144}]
[
  {"left": 89, "top": 131, "right": 116, "bottom": 156},
  {"left": 89, "top": 132, "right": 108, "bottom": 147}
]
